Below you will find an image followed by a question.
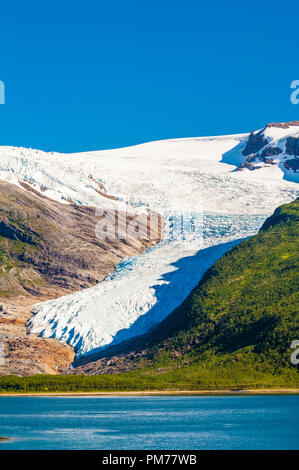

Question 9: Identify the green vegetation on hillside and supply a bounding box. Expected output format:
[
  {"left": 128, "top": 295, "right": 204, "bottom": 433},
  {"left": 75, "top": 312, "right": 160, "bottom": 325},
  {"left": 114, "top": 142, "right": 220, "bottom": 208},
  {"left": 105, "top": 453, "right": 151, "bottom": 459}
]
[
  {"left": 142, "top": 198, "right": 299, "bottom": 370},
  {"left": 0, "top": 199, "right": 298, "bottom": 392}
]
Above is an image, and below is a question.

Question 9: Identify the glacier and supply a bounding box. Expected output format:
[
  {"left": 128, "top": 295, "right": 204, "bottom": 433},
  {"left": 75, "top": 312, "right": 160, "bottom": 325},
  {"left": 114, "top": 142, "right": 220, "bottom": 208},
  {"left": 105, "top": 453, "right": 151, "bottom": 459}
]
[{"left": 0, "top": 128, "right": 298, "bottom": 358}]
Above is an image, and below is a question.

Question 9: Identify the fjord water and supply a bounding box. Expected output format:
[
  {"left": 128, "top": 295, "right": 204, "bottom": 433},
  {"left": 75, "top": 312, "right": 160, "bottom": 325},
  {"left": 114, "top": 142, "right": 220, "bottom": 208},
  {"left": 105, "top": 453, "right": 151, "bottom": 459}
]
[{"left": 0, "top": 396, "right": 298, "bottom": 450}]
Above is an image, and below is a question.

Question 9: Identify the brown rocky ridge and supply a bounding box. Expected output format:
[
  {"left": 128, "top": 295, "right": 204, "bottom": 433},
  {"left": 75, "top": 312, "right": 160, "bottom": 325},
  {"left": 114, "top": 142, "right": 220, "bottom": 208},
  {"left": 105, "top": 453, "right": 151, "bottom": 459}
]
[
  {"left": 0, "top": 180, "right": 162, "bottom": 376},
  {"left": 238, "top": 121, "right": 299, "bottom": 172}
]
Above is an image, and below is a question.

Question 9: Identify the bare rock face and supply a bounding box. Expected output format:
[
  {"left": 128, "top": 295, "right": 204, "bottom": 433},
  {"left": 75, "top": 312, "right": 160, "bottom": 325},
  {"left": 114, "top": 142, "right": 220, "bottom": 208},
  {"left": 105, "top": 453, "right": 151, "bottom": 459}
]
[
  {"left": 242, "top": 122, "right": 299, "bottom": 157},
  {"left": 261, "top": 146, "right": 283, "bottom": 158},
  {"left": 239, "top": 122, "right": 299, "bottom": 173},
  {"left": 267, "top": 121, "right": 299, "bottom": 129},
  {"left": 0, "top": 181, "right": 161, "bottom": 376},
  {"left": 285, "top": 137, "right": 299, "bottom": 156},
  {"left": 242, "top": 130, "right": 268, "bottom": 156},
  {"left": 284, "top": 159, "right": 299, "bottom": 173},
  {"left": 0, "top": 298, "right": 75, "bottom": 376},
  {"left": 236, "top": 151, "right": 277, "bottom": 171},
  {"left": 236, "top": 154, "right": 258, "bottom": 171}
]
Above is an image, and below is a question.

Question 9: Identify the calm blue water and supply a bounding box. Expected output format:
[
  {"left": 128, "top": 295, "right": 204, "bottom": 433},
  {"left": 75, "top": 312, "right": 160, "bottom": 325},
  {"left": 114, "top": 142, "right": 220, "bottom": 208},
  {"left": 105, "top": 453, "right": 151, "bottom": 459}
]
[{"left": 0, "top": 396, "right": 298, "bottom": 450}]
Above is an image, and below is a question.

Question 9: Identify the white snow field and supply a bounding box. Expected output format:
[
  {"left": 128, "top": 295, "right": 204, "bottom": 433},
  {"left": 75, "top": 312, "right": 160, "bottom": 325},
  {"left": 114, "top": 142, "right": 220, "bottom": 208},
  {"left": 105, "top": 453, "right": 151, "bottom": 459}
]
[{"left": 1, "top": 124, "right": 298, "bottom": 357}]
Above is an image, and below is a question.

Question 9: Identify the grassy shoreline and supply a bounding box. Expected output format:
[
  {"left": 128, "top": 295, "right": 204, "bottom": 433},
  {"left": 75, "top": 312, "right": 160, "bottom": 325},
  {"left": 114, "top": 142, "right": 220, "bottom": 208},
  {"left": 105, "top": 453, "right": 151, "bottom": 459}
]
[
  {"left": 0, "top": 388, "right": 299, "bottom": 397},
  {"left": 0, "top": 362, "right": 298, "bottom": 395}
]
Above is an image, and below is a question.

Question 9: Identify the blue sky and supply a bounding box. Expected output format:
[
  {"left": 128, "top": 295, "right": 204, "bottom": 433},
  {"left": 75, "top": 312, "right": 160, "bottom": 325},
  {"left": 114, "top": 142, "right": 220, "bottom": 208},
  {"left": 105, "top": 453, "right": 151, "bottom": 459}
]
[{"left": 0, "top": 0, "right": 298, "bottom": 152}]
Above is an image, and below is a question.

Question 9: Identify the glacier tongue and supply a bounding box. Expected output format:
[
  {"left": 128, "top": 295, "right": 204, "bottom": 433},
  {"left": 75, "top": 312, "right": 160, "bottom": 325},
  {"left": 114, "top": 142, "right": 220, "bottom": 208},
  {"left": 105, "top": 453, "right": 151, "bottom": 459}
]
[{"left": 28, "top": 214, "right": 267, "bottom": 357}]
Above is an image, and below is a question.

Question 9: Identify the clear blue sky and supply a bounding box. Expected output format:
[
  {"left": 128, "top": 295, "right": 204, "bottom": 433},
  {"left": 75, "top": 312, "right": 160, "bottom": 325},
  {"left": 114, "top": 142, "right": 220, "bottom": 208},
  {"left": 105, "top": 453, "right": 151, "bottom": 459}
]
[{"left": 0, "top": 0, "right": 298, "bottom": 152}]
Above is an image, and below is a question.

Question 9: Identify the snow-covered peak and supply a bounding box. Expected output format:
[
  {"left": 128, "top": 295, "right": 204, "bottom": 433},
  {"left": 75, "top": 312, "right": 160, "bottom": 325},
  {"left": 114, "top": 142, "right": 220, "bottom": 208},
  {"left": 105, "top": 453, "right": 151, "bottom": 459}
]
[
  {"left": 251, "top": 121, "right": 299, "bottom": 141},
  {"left": 234, "top": 121, "right": 299, "bottom": 181},
  {"left": 0, "top": 126, "right": 298, "bottom": 216},
  {"left": 262, "top": 121, "right": 299, "bottom": 142}
]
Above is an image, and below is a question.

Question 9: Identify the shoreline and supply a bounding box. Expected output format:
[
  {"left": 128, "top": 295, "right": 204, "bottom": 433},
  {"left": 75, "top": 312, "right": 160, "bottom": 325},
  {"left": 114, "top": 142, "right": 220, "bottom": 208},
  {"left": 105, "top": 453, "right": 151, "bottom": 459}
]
[{"left": 0, "top": 388, "right": 299, "bottom": 397}]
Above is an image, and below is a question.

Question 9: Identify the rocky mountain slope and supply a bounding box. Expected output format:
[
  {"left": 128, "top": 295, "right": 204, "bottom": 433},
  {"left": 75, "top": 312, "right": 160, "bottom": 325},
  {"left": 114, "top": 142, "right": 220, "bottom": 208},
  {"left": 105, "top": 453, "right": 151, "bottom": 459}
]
[
  {"left": 236, "top": 121, "right": 299, "bottom": 177},
  {"left": 0, "top": 181, "right": 160, "bottom": 375},
  {"left": 73, "top": 199, "right": 299, "bottom": 389},
  {"left": 0, "top": 180, "right": 159, "bottom": 297}
]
